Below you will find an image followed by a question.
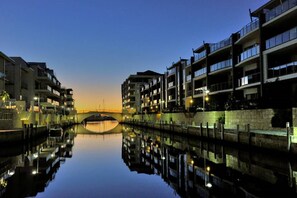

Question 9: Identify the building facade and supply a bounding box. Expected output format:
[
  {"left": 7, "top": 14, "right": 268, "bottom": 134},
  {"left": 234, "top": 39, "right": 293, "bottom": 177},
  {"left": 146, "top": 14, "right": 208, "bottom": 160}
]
[
  {"left": 121, "top": 70, "right": 163, "bottom": 114},
  {"left": 123, "top": 0, "right": 297, "bottom": 114}
]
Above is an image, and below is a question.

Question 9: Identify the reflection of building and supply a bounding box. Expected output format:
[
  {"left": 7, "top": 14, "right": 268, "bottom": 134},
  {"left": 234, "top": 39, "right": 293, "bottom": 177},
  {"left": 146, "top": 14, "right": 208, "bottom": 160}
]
[
  {"left": 122, "top": 127, "right": 297, "bottom": 197},
  {"left": 0, "top": 129, "right": 75, "bottom": 197}
]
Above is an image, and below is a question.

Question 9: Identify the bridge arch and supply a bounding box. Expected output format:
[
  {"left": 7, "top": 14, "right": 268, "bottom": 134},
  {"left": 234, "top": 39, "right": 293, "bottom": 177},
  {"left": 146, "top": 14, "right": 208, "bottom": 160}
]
[{"left": 76, "top": 112, "right": 123, "bottom": 123}]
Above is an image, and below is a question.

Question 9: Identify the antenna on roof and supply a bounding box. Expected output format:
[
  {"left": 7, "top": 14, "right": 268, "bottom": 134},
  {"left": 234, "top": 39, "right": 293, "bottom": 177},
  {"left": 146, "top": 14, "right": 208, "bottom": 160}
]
[{"left": 249, "top": 9, "right": 253, "bottom": 22}]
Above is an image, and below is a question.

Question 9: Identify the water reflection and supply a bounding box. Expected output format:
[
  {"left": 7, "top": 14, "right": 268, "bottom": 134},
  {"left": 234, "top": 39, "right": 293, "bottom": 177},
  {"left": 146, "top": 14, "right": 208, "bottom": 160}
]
[
  {"left": 122, "top": 126, "right": 297, "bottom": 198},
  {"left": 0, "top": 129, "right": 75, "bottom": 198},
  {"left": 83, "top": 120, "right": 119, "bottom": 133}
]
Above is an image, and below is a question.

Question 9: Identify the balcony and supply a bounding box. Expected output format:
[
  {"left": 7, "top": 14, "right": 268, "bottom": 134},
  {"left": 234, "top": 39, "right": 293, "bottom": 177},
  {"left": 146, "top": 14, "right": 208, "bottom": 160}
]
[
  {"left": 187, "top": 59, "right": 191, "bottom": 67},
  {"left": 194, "top": 67, "right": 206, "bottom": 78},
  {"left": 186, "top": 75, "right": 191, "bottom": 82},
  {"left": 238, "top": 45, "right": 259, "bottom": 63},
  {"left": 168, "top": 68, "right": 176, "bottom": 76},
  {"left": 168, "top": 82, "right": 175, "bottom": 88},
  {"left": 168, "top": 95, "right": 176, "bottom": 101},
  {"left": 210, "top": 59, "right": 232, "bottom": 73},
  {"left": 210, "top": 81, "right": 232, "bottom": 92},
  {"left": 239, "top": 20, "right": 259, "bottom": 39},
  {"left": 209, "top": 38, "right": 231, "bottom": 54},
  {"left": 266, "top": 26, "right": 297, "bottom": 49},
  {"left": 194, "top": 50, "right": 206, "bottom": 62},
  {"left": 238, "top": 73, "right": 260, "bottom": 87},
  {"left": 268, "top": 61, "right": 297, "bottom": 78},
  {"left": 265, "top": 0, "right": 297, "bottom": 22}
]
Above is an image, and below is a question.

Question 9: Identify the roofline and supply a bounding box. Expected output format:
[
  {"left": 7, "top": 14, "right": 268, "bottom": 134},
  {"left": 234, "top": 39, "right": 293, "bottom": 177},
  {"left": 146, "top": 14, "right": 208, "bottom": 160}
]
[
  {"left": 0, "top": 51, "right": 15, "bottom": 64},
  {"left": 251, "top": 0, "right": 278, "bottom": 17}
]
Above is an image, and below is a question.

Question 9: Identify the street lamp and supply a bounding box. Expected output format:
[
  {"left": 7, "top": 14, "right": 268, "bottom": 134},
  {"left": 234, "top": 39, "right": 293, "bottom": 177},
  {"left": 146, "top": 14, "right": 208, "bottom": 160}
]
[
  {"left": 195, "top": 87, "right": 209, "bottom": 111},
  {"left": 34, "top": 96, "right": 40, "bottom": 125}
]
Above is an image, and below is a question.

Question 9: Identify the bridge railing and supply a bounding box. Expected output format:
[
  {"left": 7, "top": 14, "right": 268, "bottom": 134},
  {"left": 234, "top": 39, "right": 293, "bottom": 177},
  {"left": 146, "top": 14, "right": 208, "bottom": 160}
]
[{"left": 77, "top": 109, "right": 122, "bottom": 114}]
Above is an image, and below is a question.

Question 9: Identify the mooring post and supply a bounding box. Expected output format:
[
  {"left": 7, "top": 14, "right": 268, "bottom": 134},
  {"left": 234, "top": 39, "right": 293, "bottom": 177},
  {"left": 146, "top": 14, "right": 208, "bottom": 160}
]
[
  {"left": 247, "top": 124, "right": 251, "bottom": 146},
  {"left": 206, "top": 122, "right": 209, "bottom": 138},
  {"left": 287, "top": 122, "right": 291, "bottom": 152},
  {"left": 221, "top": 124, "right": 224, "bottom": 141},
  {"left": 236, "top": 124, "right": 240, "bottom": 143},
  {"left": 213, "top": 123, "right": 216, "bottom": 139}
]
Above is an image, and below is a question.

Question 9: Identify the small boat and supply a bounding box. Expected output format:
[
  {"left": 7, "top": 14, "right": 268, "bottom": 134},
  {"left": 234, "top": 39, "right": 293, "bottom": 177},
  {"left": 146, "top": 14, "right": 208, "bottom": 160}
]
[{"left": 49, "top": 127, "right": 63, "bottom": 137}]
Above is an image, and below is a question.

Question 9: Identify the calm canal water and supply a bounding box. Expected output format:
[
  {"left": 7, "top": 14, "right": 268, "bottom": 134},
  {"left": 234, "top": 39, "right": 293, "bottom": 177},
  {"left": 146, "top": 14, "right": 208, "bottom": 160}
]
[{"left": 1, "top": 121, "right": 297, "bottom": 197}]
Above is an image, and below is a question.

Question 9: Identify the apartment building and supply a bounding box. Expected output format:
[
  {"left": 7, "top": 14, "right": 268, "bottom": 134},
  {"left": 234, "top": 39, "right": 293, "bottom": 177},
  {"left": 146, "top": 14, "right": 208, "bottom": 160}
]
[
  {"left": 123, "top": 0, "right": 297, "bottom": 113},
  {"left": 28, "top": 62, "right": 62, "bottom": 111},
  {"left": 122, "top": 70, "right": 163, "bottom": 114},
  {"left": 0, "top": 52, "right": 14, "bottom": 94},
  {"left": 188, "top": 0, "right": 297, "bottom": 111},
  {"left": 140, "top": 75, "right": 165, "bottom": 114},
  {"left": 166, "top": 59, "right": 187, "bottom": 112},
  {"left": 60, "top": 87, "right": 75, "bottom": 115},
  {"left": 5, "top": 57, "right": 35, "bottom": 109}
]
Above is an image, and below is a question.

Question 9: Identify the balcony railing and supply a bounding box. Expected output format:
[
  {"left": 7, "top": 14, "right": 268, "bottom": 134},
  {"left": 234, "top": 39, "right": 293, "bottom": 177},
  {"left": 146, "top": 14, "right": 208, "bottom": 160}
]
[
  {"left": 194, "top": 67, "right": 206, "bottom": 78},
  {"left": 266, "top": 26, "right": 297, "bottom": 49},
  {"left": 238, "top": 45, "right": 259, "bottom": 63},
  {"left": 209, "top": 81, "right": 232, "bottom": 92},
  {"left": 210, "top": 38, "right": 231, "bottom": 53},
  {"left": 193, "top": 86, "right": 207, "bottom": 95},
  {"left": 187, "top": 59, "right": 191, "bottom": 66},
  {"left": 186, "top": 75, "right": 191, "bottom": 82},
  {"left": 194, "top": 50, "right": 206, "bottom": 62},
  {"left": 168, "top": 68, "right": 176, "bottom": 75},
  {"left": 168, "top": 82, "right": 174, "bottom": 88},
  {"left": 238, "top": 73, "right": 260, "bottom": 87},
  {"left": 268, "top": 61, "right": 297, "bottom": 78},
  {"left": 239, "top": 20, "right": 259, "bottom": 38},
  {"left": 265, "top": 0, "right": 297, "bottom": 22},
  {"left": 210, "top": 59, "right": 232, "bottom": 72},
  {"left": 168, "top": 95, "right": 175, "bottom": 101}
]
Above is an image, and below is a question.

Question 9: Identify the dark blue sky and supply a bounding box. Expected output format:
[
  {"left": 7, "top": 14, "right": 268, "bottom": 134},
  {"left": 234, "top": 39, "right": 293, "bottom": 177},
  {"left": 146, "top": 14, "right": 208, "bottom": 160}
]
[{"left": 0, "top": 0, "right": 269, "bottom": 110}]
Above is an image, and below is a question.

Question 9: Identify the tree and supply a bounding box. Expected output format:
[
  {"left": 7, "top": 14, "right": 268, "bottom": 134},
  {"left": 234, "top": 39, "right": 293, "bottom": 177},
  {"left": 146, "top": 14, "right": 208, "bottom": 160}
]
[{"left": 0, "top": 90, "right": 10, "bottom": 102}]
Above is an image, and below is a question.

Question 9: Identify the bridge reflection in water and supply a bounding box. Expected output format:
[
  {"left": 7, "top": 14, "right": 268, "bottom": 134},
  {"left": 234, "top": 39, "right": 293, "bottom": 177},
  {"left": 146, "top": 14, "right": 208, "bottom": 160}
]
[{"left": 122, "top": 126, "right": 297, "bottom": 198}]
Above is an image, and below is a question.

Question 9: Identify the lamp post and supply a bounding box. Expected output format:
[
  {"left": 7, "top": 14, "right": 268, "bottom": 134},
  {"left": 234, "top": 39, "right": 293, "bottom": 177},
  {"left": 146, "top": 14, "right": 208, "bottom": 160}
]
[
  {"left": 203, "top": 89, "right": 209, "bottom": 112},
  {"left": 34, "top": 96, "right": 40, "bottom": 125},
  {"left": 195, "top": 87, "right": 209, "bottom": 112}
]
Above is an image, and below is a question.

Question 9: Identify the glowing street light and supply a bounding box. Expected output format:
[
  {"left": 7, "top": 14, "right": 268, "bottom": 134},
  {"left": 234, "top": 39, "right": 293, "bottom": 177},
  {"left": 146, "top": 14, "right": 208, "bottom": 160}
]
[{"left": 34, "top": 96, "right": 40, "bottom": 125}]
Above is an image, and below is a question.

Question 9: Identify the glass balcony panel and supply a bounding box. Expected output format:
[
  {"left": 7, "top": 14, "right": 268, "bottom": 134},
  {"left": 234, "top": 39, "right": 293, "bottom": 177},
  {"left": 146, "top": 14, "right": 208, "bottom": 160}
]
[
  {"left": 265, "top": 0, "right": 297, "bottom": 22},
  {"left": 238, "top": 45, "right": 259, "bottom": 62},
  {"left": 239, "top": 20, "right": 259, "bottom": 38},
  {"left": 290, "top": 28, "right": 297, "bottom": 39},
  {"left": 194, "top": 67, "right": 206, "bottom": 77},
  {"left": 268, "top": 61, "right": 297, "bottom": 78}
]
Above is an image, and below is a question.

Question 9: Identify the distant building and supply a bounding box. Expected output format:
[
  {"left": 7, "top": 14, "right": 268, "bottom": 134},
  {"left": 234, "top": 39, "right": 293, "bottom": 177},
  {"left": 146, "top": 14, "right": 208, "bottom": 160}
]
[
  {"left": 121, "top": 70, "right": 163, "bottom": 114},
  {"left": 60, "top": 87, "right": 76, "bottom": 115},
  {"left": 140, "top": 75, "right": 165, "bottom": 114}
]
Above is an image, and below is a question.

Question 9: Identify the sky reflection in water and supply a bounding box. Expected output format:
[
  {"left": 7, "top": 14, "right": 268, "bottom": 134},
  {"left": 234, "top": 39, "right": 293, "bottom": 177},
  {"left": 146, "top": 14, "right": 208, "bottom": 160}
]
[{"left": 37, "top": 122, "right": 177, "bottom": 198}]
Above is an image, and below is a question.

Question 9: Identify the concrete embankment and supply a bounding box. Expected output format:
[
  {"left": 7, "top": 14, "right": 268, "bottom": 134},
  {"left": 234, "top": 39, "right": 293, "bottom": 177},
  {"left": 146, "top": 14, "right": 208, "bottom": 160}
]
[
  {"left": 0, "top": 125, "right": 48, "bottom": 145},
  {"left": 122, "top": 120, "right": 297, "bottom": 154}
]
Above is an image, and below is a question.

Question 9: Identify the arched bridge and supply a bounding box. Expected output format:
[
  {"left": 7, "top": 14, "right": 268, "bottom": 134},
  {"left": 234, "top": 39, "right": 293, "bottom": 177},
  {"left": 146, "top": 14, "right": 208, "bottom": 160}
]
[{"left": 76, "top": 111, "right": 123, "bottom": 123}]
